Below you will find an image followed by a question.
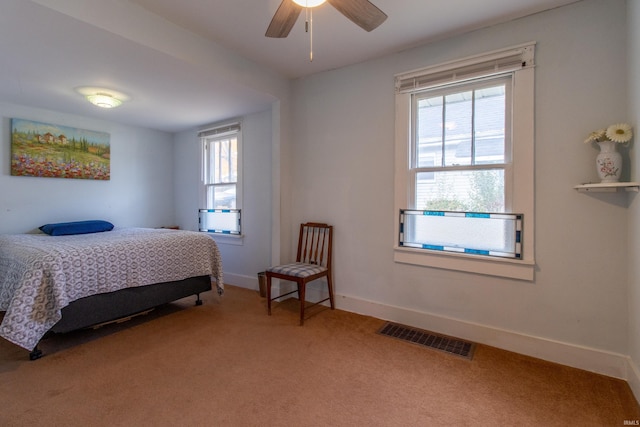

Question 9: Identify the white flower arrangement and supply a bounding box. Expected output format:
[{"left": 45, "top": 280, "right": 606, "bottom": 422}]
[{"left": 584, "top": 123, "right": 633, "bottom": 144}]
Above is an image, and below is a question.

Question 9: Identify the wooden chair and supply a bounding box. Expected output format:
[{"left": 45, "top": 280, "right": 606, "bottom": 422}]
[{"left": 266, "top": 222, "right": 334, "bottom": 325}]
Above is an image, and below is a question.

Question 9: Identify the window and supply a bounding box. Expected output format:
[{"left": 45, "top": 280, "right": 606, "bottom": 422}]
[
  {"left": 394, "top": 43, "right": 536, "bottom": 280},
  {"left": 412, "top": 76, "right": 511, "bottom": 213},
  {"left": 199, "top": 122, "right": 242, "bottom": 235}
]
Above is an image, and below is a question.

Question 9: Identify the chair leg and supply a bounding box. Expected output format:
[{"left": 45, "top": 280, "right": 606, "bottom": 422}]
[
  {"left": 327, "top": 274, "right": 335, "bottom": 310},
  {"left": 266, "top": 274, "right": 272, "bottom": 315},
  {"left": 298, "top": 281, "right": 306, "bottom": 326}
]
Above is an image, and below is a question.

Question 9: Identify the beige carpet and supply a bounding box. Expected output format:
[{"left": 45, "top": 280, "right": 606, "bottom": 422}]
[{"left": 1, "top": 284, "right": 639, "bottom": 426}]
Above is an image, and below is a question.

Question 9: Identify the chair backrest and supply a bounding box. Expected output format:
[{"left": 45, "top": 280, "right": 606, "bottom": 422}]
[{"left": 296, "top": 223, "right": 333, "bottom": 269}]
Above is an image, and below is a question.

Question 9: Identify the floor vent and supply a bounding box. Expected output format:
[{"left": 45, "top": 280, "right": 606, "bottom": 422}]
[{"left": 378, "top": 322, "right": 476, "bottom": 360}]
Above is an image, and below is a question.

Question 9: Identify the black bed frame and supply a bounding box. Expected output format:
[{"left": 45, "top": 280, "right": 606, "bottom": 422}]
[{"left": 29, "top": 275, "right": 212, "bottom": 360}]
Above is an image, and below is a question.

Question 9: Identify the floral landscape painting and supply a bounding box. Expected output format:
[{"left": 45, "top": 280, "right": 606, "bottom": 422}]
[{"left": 11, "top": 119, "right": 110, "bottom": 180}]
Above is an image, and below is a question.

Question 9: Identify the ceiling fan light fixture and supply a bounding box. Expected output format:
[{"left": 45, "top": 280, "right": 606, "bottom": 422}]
[
  {"left": 292, "top": 0, "right": 326, "bottom": 7},
  {"left": 266, "top": 0, "right": 387, "bottom": 39}
]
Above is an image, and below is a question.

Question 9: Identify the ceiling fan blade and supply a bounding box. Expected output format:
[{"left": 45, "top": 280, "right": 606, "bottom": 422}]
[
  {"left": 265, "top": 0, "right": 303, "bottom": 38},
  {"left": 327, "top": 0, "right": 387, "bottom": 32}
]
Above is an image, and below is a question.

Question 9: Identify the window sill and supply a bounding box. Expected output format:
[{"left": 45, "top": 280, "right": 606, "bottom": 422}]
[
  {"left": 209, "top": 233, "right": 244, "bottom": 246},
  {"left": 394, "top": 246, "right": 535, "bottom": 281}
]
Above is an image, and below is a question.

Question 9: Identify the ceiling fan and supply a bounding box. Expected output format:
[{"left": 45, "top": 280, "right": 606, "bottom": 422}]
[{"left": 265, "top": 0, "right": 388, "bottom": 38}]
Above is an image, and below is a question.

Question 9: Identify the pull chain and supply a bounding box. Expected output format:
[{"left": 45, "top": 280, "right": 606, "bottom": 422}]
[
  {"left": 304, "top": 6, "right": 314, "bottom": 62},
  {"left": 310, "top": 8, "right": 314, "bottom": 62}
]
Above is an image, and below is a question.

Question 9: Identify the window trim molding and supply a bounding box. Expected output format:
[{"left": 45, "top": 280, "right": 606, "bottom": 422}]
[{"left": 393, "top": 43, "right": 536, "bottom": 281}]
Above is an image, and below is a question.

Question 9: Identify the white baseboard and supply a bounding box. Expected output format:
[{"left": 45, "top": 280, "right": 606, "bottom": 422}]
[
  {"left": 336, "top": 293, "right": 630, "bottom": 380},
  {"left": 224, "top": 276, "right": 632, "bottom": 384},
  {"left": 627, "top": 357, "right": 640, "bottom": 401},
  {"left": 222, "top": 272, "right": 259, "bottom": 291}
]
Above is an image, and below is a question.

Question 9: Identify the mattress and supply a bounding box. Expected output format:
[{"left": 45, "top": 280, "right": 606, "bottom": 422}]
[{"left": 0, "top": 227, "right": 223, "bottom": 350}]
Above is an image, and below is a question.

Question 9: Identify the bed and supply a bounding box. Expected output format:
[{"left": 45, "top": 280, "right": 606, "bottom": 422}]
[{"left": 0, "top": 225, "right": 223, "bottom": 359}]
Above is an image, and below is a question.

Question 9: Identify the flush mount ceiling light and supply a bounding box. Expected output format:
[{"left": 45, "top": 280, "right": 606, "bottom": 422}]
[
  {"left": 87, "top": 93, "right": 121, "bottom": 108},
  {"left": 76, "top": 87, "right": 130, "bottom": 109}
]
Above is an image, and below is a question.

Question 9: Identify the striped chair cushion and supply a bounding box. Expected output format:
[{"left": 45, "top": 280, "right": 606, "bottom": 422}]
[{"left": 268, "top": 262, "right": 327, "bottom": 278}]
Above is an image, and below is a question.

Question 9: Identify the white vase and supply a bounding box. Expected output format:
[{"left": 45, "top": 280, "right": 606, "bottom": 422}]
[{"left": 596, "top": 140, "right": 622, "bottom": 183}]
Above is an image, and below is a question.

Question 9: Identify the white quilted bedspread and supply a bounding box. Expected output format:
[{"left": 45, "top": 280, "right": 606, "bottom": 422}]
[{"left": 0, "top": 228, "right": 223, "bottom": 351}]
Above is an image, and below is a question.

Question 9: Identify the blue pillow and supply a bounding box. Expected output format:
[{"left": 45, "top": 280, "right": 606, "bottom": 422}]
[{"left": 39, "top": 220, "right": 114, "bottom": 236}]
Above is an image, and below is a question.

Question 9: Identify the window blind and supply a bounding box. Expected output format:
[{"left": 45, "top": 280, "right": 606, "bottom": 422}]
[
  {"left": 198, "top": 122, "right": 240, "bottom": 138},
  {"left": 396, "top": 42, "right": 535, "bottom": 93}
]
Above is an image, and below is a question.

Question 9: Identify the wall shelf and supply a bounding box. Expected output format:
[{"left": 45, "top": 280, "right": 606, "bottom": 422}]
[{"left": 573, "top": 182, "right": 640, "bottom": 193}]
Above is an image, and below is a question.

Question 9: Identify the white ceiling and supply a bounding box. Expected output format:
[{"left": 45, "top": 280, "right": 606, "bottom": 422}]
[{"left": 0, "top": 0, "right": 580, "bottom": 133}]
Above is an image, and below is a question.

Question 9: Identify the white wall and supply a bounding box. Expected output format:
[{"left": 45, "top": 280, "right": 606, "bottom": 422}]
[
  {"left": 289, "top": 0, "right": 630, "bottom": 377},
  {"left": 173, "top": 109, "right": 273, "bottom": 290},
  {"left": 0, "top": 102, "right": 175, "bottom": 234},
  {"left": 627, "top": 0, "right": 640, "bottom": 399}
]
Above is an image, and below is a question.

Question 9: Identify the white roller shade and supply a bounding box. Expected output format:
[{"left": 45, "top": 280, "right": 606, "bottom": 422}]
[{"left": 396, "top": 42, "right": 535, "bottom": 93}]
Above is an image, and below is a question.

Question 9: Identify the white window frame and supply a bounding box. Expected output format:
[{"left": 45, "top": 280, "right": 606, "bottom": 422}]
[
  {"left": 200, "top": 121, "right": 243, "bottom": 242},
  {"left": 394, "top": 43, "right": 536, "bottom": 281},
  {"left": 410, "top": 75, "right": 513, "bottom": 213}
]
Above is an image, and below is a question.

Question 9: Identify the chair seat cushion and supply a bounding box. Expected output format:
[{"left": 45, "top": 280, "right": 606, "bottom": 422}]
[{"left": 267, "top": 262, "right": 327, "bottom": 278}]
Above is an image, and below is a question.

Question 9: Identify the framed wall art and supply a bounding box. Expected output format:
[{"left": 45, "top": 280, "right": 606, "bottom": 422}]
[{"left": 10, "top": 118, "right": 110, "bottom": 180}]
